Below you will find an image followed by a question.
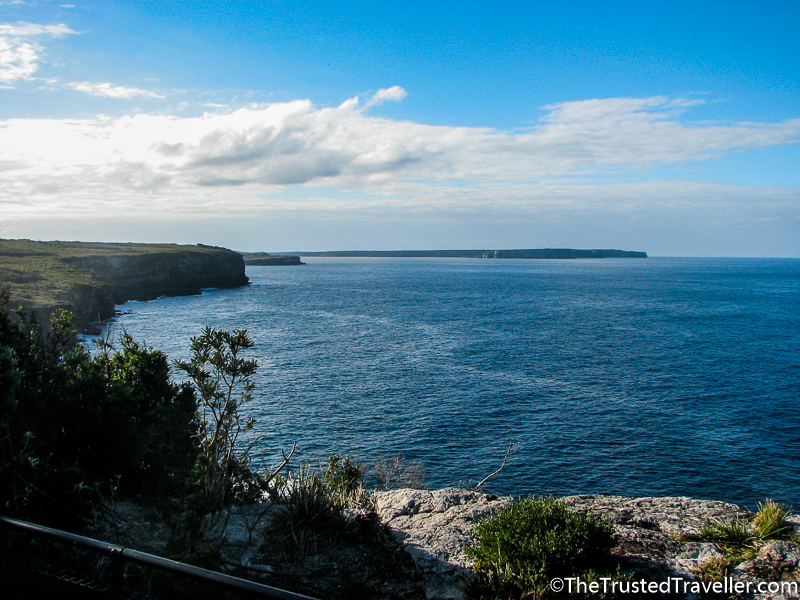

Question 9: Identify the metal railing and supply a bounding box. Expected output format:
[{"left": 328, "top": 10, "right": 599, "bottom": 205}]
[{"left": 0, "top": 515, "right": 319, "bottom": 600}]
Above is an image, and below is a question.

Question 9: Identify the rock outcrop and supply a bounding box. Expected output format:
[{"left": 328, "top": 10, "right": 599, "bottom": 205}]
[
  {"left": 375, "top": 488, "right": 509, "bottom": 600},
  {"left": 244, "top": 256, "right": 304, "bottom": 266},
  {"left": 375, "top": 489, "right": 800, "bottom": 600},
  {"left": 88, "top": 489, "right": 799, "bottom": 600}
]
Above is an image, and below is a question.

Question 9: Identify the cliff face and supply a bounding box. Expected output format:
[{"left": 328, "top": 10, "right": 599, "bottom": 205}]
[
  {"left": 0, "top": 239, "right": 249, "bottom": 330},
  {"left": 62, "top": 283, "right": 117, "bottom": 325},
  {"left": 63, "top": 248, "right": 249, "bottom": 305}
]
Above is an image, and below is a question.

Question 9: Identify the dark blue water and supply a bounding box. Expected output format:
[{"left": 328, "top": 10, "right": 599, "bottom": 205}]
[{"left": 98, "top": 257, "right": 800, "bottom": 508}]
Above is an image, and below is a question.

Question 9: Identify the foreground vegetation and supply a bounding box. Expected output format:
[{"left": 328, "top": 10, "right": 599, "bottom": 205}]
[
  {"left": 0, "top": 287, "right": 200, "bottom": 529},
  {"left": 0, "top": 294, "right": 424, "bottom": 596},
  {"left": 2, "top": 291, "right": 796, "bottom": 598}
]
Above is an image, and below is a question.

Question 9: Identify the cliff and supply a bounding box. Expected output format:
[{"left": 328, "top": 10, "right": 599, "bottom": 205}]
[{"left": 0, "top": 240, "right": 249, "bottom": 328}]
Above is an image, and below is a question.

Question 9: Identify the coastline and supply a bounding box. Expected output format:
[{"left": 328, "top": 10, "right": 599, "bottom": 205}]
[{"left": 0, "top": 239, "right": 249, "bottom": 329}]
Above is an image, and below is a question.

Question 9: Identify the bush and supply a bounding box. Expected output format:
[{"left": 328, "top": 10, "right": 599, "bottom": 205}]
[
  {"left": 464, "top": 496, "right": 616, "bottom": 600},
  {"left": 369, "top": 455, "right": 426, "bottom": 490},
  {"left": 0, "top": 297, "right": 199, "bottom": 529},
  {"left": 263, "top": 456, "right": 372, "bottom": 558}
]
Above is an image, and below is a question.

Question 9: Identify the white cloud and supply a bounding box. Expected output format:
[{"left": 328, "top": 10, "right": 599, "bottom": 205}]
[
  {"left": 0, "top": 23, "right": 75, "bottom": 37},
  {"left": 0, "top": 95, "right": 797, "bottom": 234},
  {"left": 66, "top": 81, "right": 164, "bottom": 99},
  {"left": 364, "top": 85, "right": 408, "bottom": 108},
  {"left": 0, "top": 21, "right": 77, "bottom": 83}
]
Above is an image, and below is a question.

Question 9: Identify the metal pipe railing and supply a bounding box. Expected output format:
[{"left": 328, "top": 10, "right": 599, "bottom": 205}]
[{"left": 0, "top": 515, "right": 318, "bottom": 600}]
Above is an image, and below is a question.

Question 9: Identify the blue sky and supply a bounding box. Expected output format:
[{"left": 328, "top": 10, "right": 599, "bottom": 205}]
[{"left": 1, "top": 0, "right": 798, "bottom": 256}]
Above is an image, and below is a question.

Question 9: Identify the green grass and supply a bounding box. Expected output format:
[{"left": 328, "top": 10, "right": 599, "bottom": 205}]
[
  {"left": 752, "top": 499, "right": 792, "bottom": 540},
  {"left": 691, "top": 498, "right": 795, "bottom": 580}
]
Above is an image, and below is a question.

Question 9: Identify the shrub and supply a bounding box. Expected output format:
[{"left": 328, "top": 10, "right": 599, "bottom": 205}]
[
  {"left": 174, "top": 327, "right": 266, "bottom": 513},
  {"left": 464, "top": 496, "right": 616, "bottom": 600},
  {"left": 370, "top": 455, "right": 426, "bottom": 490},
  {"left": 263, "top": 456, "right": 373, "bottom": 558},
  {"left": 0, "top": 299, "right": 199, "bottom": 529}
]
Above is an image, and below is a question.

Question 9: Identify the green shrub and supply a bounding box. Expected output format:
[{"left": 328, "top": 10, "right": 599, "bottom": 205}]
[
  {"left": 324, "top": 454, "right": 364, "bottom": 495},
  {"left": 464, "top": 496, "right": 616, "bottom": 600}
]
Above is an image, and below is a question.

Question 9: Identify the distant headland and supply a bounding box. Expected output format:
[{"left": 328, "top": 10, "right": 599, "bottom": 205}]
[
  {"left": 239, "top": 252, "right": 305, "bottom": 266},
  {"left": 277, "top": 248, "right": 647, "bottom": 259}
]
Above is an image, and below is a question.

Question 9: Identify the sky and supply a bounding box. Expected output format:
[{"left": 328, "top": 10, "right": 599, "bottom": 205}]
[{"left": 0, "top": 1, "right": 798, "bottom": 256}]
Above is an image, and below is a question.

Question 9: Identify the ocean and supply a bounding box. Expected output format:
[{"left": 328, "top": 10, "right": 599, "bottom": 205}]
[{"left": 96, "top": 257, "right": 800, "bottom": 508}]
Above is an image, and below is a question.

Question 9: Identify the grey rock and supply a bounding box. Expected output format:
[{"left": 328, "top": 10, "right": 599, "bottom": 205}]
[
  {"left": 375, "top": 487, "right": 509, "bottom": 600},
  {"left": 562, "top": 494, "right": 750, "bottom": 538}
]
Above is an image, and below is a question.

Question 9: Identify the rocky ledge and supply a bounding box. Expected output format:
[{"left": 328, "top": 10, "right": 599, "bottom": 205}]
[
  {"left": 373, "top": 489, "right": 800, "bottom": 600},
  {"left": 94, "top": 489, "right": 800, "bottom": 600},
  {"left": 240, "top": 252, "right": 305, "bottom": 266}
]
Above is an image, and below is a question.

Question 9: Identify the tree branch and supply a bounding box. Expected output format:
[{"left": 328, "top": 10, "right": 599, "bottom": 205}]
[{"left": 475, "top": 440, "right": 519, "bottom": 490}]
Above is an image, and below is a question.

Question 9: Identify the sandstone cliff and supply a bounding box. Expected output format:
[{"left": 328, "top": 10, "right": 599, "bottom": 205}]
[{"left": 0, "top": 239, "right": 249, "bottom": 328}]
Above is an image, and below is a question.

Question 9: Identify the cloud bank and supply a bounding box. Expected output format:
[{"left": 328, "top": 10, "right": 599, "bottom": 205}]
[
  {"left": 2, "top": 92, "right": 798, "bottom": 196},
  {"left": 0, "top": 90, "right": 798, "bottom": 254},
  {"left": 65, "top": 81, "right": 165, "bottom": 99}
]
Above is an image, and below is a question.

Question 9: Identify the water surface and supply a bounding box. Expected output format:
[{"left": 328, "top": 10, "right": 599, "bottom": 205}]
[{"left": 99, "top": 257, "right": 800, "bottom": 508}]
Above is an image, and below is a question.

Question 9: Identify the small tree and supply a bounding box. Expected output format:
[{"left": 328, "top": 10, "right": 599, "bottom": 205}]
[
  {"left": 175, "top": 327, "right": 262, "bottom": 511},
  {"left": 172, "top": 327, "right": 296, "bottom": 556}
]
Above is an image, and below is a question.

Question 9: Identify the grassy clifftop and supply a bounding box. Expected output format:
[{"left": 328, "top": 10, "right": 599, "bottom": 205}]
[{"left": 0, "top": 239, "right": 248, "bottom": 326}]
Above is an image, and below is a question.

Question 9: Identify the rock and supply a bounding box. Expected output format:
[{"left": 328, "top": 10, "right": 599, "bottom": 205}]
[
  {"left": 88, "top": 491, "right": 800, "bottom": 600},
  {"left": 561, "top": 494, "right": 750, "bottom": 538},
  {"left": 374, "top": 488, "right": 509, "bottom": 600},
  {"left": 733, "top": 540, "right": 800, "bottom": 583}
]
